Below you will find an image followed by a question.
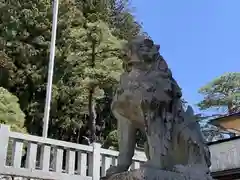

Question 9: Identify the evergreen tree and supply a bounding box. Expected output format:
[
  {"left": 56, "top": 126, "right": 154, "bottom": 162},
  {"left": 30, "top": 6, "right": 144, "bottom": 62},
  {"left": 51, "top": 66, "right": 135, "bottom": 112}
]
[
  {"left": 197, "top": 72, "right": 240, "bottom": 142},
  {"left": 0, "top": 87, "right": 26, "bottom": 133},
  {"left": 64, "top": 19, "right": 124, "bottom": 142},
  {"left": 0, "top": 0, "right": 142, "bottom": 146},
  {"left": 198, "top": 72, "right": 240, "bottom": 114}
]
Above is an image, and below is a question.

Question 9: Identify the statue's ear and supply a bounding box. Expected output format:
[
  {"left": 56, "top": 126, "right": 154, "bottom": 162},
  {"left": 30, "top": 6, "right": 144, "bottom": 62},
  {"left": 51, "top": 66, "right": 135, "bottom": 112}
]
[
  {"left": 156, "top": 44, "right": 160, "bottom": 51},
  {"left": 186, "top": 105, "right": 194, "bottom": 116},
  {"left": 144, "top": 39, "right": 154, "bottom": 48}
]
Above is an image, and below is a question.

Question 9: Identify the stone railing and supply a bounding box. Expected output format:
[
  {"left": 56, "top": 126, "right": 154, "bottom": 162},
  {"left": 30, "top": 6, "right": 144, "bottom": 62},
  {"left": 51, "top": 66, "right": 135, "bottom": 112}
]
[
  {"left": 0, "top": 124, "right": 240, "bottom": 179},
  {"left": 0, "top": 124, "right": 146, "bottom": 180}
]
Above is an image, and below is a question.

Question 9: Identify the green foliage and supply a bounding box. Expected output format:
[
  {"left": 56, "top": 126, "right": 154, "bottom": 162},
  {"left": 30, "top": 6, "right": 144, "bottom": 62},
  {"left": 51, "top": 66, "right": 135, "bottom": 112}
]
[
  {"left": 197, "top": 72, "right": 240, "bottom": 114},
  {"left": 0, "top": 0, "right": 142, "bottom": 146},
  {"left": 0, "top": 0, "right": 87, "bottom": 137},
  {"left": 197, "top": 72, "right": 240, "bottom": 142},
  {"left": 66, "top": 21, "right": 124, "bottom": 91},
  {"left": 0, "top": 87, "right": 26, "bottom": 133},
  {"left": 102, "top": 129, "right": 118, "bottom": 150},
  {"left": 107, "top": 0, "right": 142, "bottom": 40},
  {"left": 63, "top": 19, "right": 125, "bottom": 141}
]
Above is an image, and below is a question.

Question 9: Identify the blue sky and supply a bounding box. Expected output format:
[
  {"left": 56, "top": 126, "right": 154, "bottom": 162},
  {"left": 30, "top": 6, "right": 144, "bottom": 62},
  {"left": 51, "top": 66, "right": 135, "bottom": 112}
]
[{"left": 131, "top": 0, "right": 240, "bottom": 113}]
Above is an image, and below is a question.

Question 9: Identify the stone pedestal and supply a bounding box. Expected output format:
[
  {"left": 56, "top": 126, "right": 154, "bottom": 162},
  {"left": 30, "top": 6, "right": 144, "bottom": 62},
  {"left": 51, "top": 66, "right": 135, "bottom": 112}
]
[{"left": 102, "top": 167, "right": 214, "bottom": 180}]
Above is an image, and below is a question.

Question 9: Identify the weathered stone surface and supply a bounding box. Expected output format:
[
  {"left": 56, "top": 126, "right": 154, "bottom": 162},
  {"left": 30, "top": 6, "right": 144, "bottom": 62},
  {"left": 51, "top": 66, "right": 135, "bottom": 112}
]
[
  {"left": 106, "top": 36, "right": 213, "bottom": 179},
  {"left": 103, "top": 167, "right": 214, "bottom": 180}
]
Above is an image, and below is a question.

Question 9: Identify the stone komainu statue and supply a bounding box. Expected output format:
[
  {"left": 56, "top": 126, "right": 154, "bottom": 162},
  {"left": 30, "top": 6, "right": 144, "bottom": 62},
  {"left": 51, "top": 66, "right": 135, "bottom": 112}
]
[{"left": 106, "top": 36, "right": 211, "bottom": 177}]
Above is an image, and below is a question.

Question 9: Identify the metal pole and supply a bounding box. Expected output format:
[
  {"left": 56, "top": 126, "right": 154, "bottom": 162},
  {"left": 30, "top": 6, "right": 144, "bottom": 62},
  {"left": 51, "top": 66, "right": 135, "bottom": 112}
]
[{"left": 42, "top": 0, "right": 59, "bottom": 138}]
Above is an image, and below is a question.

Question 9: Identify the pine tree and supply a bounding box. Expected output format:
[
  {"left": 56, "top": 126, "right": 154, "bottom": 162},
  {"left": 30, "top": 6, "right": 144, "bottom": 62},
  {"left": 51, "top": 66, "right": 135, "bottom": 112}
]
[
  {"left": 64, "top": 18, "right": 124, "bottom": 142},
  {"left": 198, "top": 72, "right": 240, "bottom": 114},
  {"left": 0, "top": 0, "right": 142, "bottom": 145}
]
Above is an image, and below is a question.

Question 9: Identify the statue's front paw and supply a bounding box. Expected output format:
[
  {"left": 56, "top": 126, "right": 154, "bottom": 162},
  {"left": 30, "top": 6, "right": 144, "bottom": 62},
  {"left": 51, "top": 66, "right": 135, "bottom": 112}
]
[
  {"left": 106, "top": 166, "right": 118, "bottom": 176},
  {"left": 140, "top": 160, "right": 163, "bottom": 170},
  {"left": 105, "top": 165, "right": 128, "bottom": 177},
  {"left": 173, "top": 164, "right": 210, "bottom": 175}
]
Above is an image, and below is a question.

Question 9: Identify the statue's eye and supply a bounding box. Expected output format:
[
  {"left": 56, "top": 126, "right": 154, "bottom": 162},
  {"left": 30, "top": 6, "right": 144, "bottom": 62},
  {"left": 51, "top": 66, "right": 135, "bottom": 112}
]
[{"left": 143, "top": 39, "right": 154, "bottom": 48}]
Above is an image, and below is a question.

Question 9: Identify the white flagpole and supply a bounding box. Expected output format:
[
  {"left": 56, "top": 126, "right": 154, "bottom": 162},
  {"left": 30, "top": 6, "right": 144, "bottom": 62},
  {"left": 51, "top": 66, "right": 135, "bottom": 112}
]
[{"left": 42, "top": 0, "right": 59, "bottom": 138}]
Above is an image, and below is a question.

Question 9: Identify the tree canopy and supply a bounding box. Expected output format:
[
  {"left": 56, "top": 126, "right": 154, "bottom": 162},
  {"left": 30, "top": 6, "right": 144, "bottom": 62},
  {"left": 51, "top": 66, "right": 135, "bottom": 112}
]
[
  {"left": 197, "top": 72, "right": 240, "bottom": 142},
  {"left": 0, "top": 87, "right": 26, "bottom": 133},
  {"left": 198, "top": 72, "right": 240, "bottom": 114},
  {"left": 1, "top": 0, "right": 237, "bottom": 147},
  {"left": 0, "top": 0, "right": 142, "bottom": 145}
]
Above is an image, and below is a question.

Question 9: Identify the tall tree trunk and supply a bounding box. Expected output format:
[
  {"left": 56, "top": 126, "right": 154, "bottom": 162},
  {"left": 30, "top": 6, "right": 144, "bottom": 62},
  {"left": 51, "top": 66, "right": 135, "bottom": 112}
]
[
  {"left": 88, "top": 88, "right": 97, "bottom": 142},
  {"left": 88, "top": 39, "right": 96, "bottom": 142}
]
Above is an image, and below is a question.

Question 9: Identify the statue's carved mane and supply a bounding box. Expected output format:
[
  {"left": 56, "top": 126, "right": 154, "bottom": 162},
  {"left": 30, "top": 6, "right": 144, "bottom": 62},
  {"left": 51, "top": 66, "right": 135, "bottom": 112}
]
[
  {"left": 119, "top": 36, "right": 182, "bottom": 114},
  {"left": 106, "top": 36, "right": 212, "bottom": 179}
]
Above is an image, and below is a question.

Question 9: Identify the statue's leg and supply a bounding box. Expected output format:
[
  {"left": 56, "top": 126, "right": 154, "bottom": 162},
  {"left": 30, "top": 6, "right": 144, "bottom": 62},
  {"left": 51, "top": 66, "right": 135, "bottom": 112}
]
[
  {"left": 143, "top": 114, "right": 167, "bottom": 169},
  {"left": 117, "top": 116, "right": 136, "bottom": 169},
  {"left": 106, "top": 115, "right": 136, "bottom": 176}
]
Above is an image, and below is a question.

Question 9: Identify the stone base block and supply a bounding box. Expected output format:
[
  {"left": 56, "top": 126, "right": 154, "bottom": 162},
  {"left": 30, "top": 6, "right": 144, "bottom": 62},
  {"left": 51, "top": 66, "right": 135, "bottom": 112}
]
[{"left": 102, "top": 167, "right": 214, "bottom": 180}]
